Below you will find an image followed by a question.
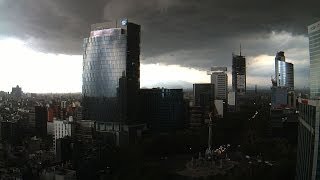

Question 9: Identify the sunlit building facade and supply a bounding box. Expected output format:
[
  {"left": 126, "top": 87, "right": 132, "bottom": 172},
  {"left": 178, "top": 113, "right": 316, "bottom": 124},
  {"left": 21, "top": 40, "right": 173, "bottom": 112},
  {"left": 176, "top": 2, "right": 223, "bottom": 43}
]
[
  {"left": 82, "top": 20, "right": 140, "bottom": 123},
  {"left": 308, "top": 20, "right": 320, "bottom": 99}
]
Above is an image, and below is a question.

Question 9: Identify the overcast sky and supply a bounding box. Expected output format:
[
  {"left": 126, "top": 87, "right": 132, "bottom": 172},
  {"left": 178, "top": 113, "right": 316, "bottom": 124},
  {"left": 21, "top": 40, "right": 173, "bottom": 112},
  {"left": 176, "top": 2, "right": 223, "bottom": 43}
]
[{"left": 0, "top": 0, "right": 319, "bottom": 93}]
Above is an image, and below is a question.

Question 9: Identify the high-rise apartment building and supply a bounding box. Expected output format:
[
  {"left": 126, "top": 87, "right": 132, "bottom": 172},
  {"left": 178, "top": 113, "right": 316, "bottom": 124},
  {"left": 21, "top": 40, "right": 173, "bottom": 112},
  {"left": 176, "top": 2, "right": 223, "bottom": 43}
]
[
  {"left": 210, "top": 67, "right": 228, "bottom": 100},
  {"left": 275, "top": 51, "right": 294, "bottom": 90},
  {"left": 295, "top": 21, "right": 320, "bottom": 180},
  {"left": 308, "top": 20, "right": 320, "bottom": 99},
  {"left": 82, "top": 19, "right": 140, "bottom": 123},
  {"left": 232, "top": 53, "right": 246, "bottom": 95}
]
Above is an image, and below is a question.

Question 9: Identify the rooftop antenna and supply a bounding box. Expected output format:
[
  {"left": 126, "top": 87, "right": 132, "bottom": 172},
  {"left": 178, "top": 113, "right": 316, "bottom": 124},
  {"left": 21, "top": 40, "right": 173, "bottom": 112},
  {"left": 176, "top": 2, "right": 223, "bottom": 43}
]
[{"left": 240, "top": 43, "right": 242, "bottom": 56}]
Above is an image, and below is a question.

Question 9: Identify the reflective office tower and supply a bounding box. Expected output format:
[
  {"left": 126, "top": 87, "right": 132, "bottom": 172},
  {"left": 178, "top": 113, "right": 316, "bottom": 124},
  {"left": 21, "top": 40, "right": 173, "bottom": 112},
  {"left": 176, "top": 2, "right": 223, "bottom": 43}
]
[
  {"left": 308, "top": 20, "right": 320, "bottom": 99},
  {"left": 210, "top": 67, "right": 228, "bottom": 100},
  {"left": 275, "top": 51, "right": 294, "bottom": 90},
  {"left": 271, "top": 51, "right": 295, "bottom": 109},
  {"left": 232, "top": 53, "right": 246, "bottom": 95},
  {"left": 295, "top": 21, "right": 320, "bottom": 180},
  {"left": 82, "top": 20, "right": 140, "bottom": 123}
]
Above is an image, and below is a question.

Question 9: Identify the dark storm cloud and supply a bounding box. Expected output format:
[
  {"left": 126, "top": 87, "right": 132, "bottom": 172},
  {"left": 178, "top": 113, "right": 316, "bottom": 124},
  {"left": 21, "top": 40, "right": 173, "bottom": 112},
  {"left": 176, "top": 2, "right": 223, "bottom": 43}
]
[
  {"left": 0, "top": 0, "right": 319, "bottom": 87},
  {"left": 0, "top": 0, "right": 318, "bottom": 54},
  {"left": 0, "top": 0, "right": 106, "bottom": 54}
]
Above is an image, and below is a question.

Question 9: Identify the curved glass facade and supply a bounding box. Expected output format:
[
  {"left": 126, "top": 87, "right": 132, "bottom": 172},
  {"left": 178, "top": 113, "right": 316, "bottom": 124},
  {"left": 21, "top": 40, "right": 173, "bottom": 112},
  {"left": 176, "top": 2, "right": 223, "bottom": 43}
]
[
  {"left": 82, "top": 22, "right": 140, "bottom": 122},
  {"left": 83, "top": 29, "right": 127, "bottom": 97},
  {"left": 275, "top": 59, "right": 294, "bottom": 90}
]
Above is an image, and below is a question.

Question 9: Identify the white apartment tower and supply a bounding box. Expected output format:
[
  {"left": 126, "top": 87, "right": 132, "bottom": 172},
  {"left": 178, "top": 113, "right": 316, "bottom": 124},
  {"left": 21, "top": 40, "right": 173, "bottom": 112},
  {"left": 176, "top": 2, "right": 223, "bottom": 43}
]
[
  {"left": 210, "top": 67, "right": 228, "bottom": 100},
  {"left": 53, "top": 117, "right": 74, "bottom": 152}
]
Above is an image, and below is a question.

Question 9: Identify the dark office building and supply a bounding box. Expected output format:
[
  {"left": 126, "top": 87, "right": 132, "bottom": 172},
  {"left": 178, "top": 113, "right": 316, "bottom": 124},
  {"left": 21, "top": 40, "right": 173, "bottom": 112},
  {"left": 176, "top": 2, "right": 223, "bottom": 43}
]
[
  {"left": 193, "top": 83, "right": 215, "bottom": 108},
  {"left": 75, "top": 120, "right": 95, "bottom": 144},
  {"left": 271, "top": 86, "right": 289, "bottom": 108},
  {"left": 11, "top": 85, "right": 22, "bottom": 98},
  {"left": 0, "top": 120, "right": 19, "bottom": 144},
  {"left": 232, "top": 53, "right": 246, "bottom": 95},
  {"left": 35, "top": 106, "right": 48, "bottom": 137},
  {"left": 56, "top": 137, "right": 78, "bottom": 163},
  {"left": 189, "top": 106, "right": 204, "bottom": 128},
  {"left": 139, "top": 88, "right": 184, "bottom": 132},
  {"left": 295, "top": 98, "right": 320, "bottom": 180},
  {"left": 82, "top": 19, "right": 140, "bottom": 123},
  {"left": 269, "top": 108, "right": 298, "bottom": 142}
]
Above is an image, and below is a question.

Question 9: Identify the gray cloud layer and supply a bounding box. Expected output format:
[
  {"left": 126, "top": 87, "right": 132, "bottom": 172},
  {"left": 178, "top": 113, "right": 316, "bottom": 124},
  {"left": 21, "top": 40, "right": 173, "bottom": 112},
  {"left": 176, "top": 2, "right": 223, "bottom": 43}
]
[{"left": 0, "top": 0, "right": 319, "bottom": 87}]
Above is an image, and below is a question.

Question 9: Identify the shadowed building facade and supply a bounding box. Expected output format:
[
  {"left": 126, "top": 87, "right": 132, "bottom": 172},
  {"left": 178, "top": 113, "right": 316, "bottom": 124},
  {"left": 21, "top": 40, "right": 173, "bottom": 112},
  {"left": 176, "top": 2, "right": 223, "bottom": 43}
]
[
  {"left": 295, "top": 20, "right": 320, "bottom": 180},
  {"left": 139, "top": 88, "right": 185, "bottom": 133},
  {"left": 232, "top": 53, "right": 246, "bottom": 95},
  {"left": 193, "top": 83, "right": 215, "bottom": 109},
  {"left": 296, "top": 98, "right": 320, "bottom": 180}
]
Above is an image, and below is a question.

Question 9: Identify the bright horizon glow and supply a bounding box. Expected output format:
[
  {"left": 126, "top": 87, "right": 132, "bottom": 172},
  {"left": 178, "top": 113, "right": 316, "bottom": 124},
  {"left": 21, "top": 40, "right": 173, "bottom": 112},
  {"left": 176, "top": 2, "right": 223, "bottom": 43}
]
[
  {"left": 0, "top": 38, "right": 82, "bottom": 93},
  {"left": 0, "top": 38, "right": 210, "bottom": 93},
  {"left": 0, "top": 34, "right": 309, "bottom": 93},
  {"left": 141, "top": 63, "right": 210, "bottom": 87}
]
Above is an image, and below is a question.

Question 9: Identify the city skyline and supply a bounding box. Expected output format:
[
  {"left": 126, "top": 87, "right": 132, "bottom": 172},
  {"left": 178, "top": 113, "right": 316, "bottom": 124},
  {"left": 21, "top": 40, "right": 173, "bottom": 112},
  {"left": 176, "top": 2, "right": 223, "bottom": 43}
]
[
  {"left": 0, "top": 1, "right": 317, "bottom": 92},
  {"left": 0, "top": 35, "right": 309, "bottom": 93},
  {"left": 1, "top": 1, "right": 320, "bottom": 179}
]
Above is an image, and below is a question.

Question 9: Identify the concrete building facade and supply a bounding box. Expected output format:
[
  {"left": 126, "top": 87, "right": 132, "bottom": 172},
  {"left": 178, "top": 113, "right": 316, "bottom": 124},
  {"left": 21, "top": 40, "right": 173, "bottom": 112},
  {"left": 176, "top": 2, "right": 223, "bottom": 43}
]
[{"left": 210, "top": 67, "right": 228, "bottom": 100}]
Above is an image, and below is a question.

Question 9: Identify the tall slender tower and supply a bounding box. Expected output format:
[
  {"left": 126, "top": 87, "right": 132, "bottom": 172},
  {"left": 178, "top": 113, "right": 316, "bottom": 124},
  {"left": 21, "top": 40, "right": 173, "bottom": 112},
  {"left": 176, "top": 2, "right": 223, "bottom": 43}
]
[
  {"left": 295, "top": 20, "right": 320, "bottom": 180},
  {"left": 308, "top": 21, "right": 320, "bottom": 99},
  {"left": 232, "top": 48, "right": 246, "bottom": 95},
  {"left": 82, "top": 19, "right": 140, "bottom": 123}
]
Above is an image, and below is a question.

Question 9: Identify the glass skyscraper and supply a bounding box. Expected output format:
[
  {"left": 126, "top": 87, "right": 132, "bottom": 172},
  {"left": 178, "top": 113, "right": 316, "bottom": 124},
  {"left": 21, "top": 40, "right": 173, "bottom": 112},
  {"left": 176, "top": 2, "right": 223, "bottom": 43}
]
[
  {"left": 295, "top": 20, "right": 320, "bottom": 180},
  {"left": 82, "top": 20, "right": 140, "bottom": 123},
  {"left": 275, "top": 51, "right": 294, "bottom": 90},
  {"left": 309, "top": 20, "right": 320, "bottom": 99}
]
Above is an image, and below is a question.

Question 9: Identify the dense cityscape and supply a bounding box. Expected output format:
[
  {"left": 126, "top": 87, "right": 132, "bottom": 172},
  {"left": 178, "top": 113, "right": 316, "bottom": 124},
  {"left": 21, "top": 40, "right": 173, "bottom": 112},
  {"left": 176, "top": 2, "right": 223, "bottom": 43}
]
[{"left": 0, "top": 2, "right": 320, "bottom": 180}]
